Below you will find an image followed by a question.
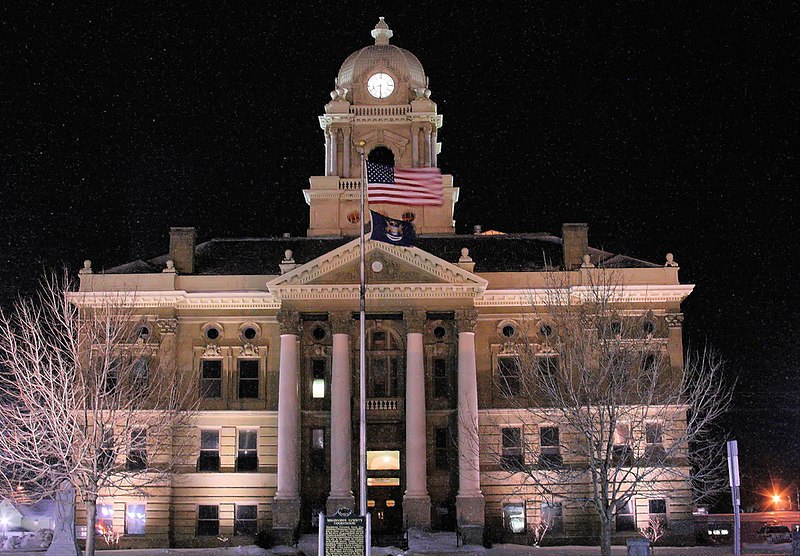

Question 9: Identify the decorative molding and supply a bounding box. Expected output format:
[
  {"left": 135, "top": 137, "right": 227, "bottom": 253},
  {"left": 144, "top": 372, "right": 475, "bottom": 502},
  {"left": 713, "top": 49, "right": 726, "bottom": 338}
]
[
  {"left": 155, "top": 318, "right": 178, "bottom": 335},
  {"left": 329, "top": 312, "right": 352, "bottom": 335},
  {"left": 664, "top": 313, "right": 685, "bottom": 328},
  {"left": 474, "top": 285, "right": 695, "bottom": 308},
  {"left": 203, "top": 344, "right": 221, "bottom": 358},
  {"left": 455, "top": 309, "right": 478, "bottom": 333},
  {"left": 68, "top": 291, "right": 280, "bottom": 310},
  {"left": 239, "top": 343, "right": 260, "bottom": 357},
  {"left": 277, "top": 310, "right": 301, "bottom": 335},
  {"left": 404, "top": 310, "right": 425, "bottom": 334}
]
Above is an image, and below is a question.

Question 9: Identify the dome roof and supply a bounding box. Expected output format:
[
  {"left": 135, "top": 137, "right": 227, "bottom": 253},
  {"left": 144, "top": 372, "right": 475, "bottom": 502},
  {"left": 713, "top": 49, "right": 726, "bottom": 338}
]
[{"left": 337, "top": 18, "right": 426, "bottom": 92}]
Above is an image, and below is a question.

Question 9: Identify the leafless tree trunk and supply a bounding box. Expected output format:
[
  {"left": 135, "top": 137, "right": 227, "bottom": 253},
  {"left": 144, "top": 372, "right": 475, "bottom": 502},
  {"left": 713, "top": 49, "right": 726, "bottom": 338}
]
[
  {"left": 0, "top": 272, "right": 195, "bottom": 556},
  {"left": 481, "top": 269, "right": 732, "bottom": 556}
]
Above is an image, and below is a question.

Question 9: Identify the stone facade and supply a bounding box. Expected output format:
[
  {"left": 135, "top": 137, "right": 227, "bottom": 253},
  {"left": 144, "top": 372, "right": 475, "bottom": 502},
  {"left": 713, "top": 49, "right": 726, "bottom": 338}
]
[{"left": 76, "top": 19, "right": 696, "bottom": 548}]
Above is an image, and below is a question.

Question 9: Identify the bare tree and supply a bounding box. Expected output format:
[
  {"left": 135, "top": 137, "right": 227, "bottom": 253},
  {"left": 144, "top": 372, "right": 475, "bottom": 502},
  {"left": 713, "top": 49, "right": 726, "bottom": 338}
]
[
  {"left": 0, "top": 273, "right": 195, "bottom": 556},
  {"left": 481, "top": 269, "right": 732, "bottom": 556}
]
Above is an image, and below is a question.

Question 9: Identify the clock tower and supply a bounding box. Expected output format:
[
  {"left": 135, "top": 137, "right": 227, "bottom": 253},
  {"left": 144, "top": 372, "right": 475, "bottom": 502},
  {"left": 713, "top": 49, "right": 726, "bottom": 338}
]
[{"left": 304, "top": 18, "right": 457, "bottom": 236}]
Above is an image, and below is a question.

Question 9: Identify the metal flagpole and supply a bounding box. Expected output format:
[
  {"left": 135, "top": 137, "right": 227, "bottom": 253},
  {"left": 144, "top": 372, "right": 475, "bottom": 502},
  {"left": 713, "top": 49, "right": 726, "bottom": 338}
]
[{"left": 357, "top": 143, "right": 368, "bottom": 522}]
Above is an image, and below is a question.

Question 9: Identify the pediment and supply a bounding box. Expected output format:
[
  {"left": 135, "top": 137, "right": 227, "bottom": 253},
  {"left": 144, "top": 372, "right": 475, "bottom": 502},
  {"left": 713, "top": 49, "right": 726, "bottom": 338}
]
[{"left": 267, "top": 237, "right": 487, "bottom": 300}]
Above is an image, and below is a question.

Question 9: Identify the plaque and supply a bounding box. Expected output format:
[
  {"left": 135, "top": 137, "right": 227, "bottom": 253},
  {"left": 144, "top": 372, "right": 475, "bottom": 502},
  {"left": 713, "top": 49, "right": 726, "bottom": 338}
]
[{"left": 322, "top": 508, "right": 366, "bottom": 556}]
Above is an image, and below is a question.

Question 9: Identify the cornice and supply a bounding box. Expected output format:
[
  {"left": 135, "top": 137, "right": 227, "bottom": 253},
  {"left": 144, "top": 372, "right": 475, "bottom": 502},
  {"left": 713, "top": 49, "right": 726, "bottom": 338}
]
[
  {"left": 474, "top": 285, "right": 695, "bottom": 307},
  {"left": 69, "top": 291, "right": 281, "bottom": 310}
]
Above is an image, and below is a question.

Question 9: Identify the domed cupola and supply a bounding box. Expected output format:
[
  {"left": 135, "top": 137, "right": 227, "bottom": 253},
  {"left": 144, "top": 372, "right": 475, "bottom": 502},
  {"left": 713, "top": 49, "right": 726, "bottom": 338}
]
[{"left": 334, "top": 17, "right": 428, "bottom": 105}]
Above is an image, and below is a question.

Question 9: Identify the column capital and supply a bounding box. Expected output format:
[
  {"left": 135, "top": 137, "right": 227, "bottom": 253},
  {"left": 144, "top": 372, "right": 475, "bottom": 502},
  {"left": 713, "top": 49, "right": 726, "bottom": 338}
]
[
  {"left": 455, "top": 309, "right": 478, "bottom": 333},
  {"left": 329, "top": 312, "right": 353, "bottom": 335},
  {"left": 404, "top": 310, "right": 426, "bottom": 334},
  {"left": 155, "top": 318, "right": 178, "bottom": 335},
  {"left": 277, "top": 310, "right": 301, "bottom": 335}
]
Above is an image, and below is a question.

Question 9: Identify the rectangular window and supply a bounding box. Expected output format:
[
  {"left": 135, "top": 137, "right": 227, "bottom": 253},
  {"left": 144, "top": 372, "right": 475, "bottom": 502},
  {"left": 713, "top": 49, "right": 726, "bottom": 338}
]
[
  {"left": 542, "top": 501, "right": 563, "bottom": 534},
  {"left": 615, "top": 498, "right": 636, "bottom": 531},
  {"left": 537, "top": 356, "right": 559, "bottom": 378},
  {"left": 197, "top": 505, "right": 219, "bottom": 536},
  {"left": 501, "top": 427, "right": 524, "bottom": 471},
  {"left": 127, "top": 428, "right": 147, "bottom": 470},
  {"left": 201, "top": 359, "right": 222, "bottom": 399},
  {"left": 237, "top": 429, "right": 258, "bottom": 472},
  {"left": 198, "top": 429, "right": 220, "bottom": 472},
  {"left": 539, "top": 426, "right": 562, "bottom": 467},
  {"left": 235, "top": 505, "right": 258, "bottom": 536},
  {"left": 433, "top": 358, "right": 448, "bottom": 398},
  {"left": 312, "top": 359, "right": 326, "bottom": 399},
  {"left": 310, "top": 428, "right": 325, "bottom": 471},
  {"left": 645, "top": 423, "right": 666, "bottom": 461},
  {"left": 434, "top": 427, "right": 449, "bottom": 469},
  {"left": 95, "top": 503, "right": 113, "bottom": 535},
  {"left": 649, "top": 499, "right": 667, "bottom": 521},
  {"left": 125, "top": 503, "right": 146, "bottom": 535},
  {"left": 238, "top": 359, "right": 259, "bottom": 399},
  {"left": 104, "top": 359, "right": 119, "bottom": 396},
  {"left": 98, "top": 426, "right": 115, "bottom": 471},
  {"left": 612, "top": 423, "right": 632, "bottom": 465},
  {"left": 132, "top": 357, "right": 149, "bottom": 391},
  {"left": 498, "top": 356, "right": 521, "bottom": 397},
  {"left": 503, "top": 503, "right": 525, "bottom": 534}
]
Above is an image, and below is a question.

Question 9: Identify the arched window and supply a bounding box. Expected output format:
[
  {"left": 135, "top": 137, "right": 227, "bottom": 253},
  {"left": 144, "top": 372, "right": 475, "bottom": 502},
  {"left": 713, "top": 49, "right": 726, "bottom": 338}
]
[{"left": 368, "top": 145, "right": 395, "bottom": 166}]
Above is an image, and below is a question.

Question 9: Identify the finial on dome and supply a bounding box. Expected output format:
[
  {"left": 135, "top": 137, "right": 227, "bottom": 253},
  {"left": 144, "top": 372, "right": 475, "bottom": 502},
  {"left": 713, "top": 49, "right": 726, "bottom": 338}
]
[{"left": 371, "top": 17, "right": 393, "bottom": 45}]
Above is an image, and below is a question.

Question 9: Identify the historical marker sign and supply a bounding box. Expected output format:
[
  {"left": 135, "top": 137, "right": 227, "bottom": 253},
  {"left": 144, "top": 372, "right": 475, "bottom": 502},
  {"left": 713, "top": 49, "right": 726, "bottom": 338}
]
[{"left": 322, "top": 511, "right": 366, "bottom": 556}]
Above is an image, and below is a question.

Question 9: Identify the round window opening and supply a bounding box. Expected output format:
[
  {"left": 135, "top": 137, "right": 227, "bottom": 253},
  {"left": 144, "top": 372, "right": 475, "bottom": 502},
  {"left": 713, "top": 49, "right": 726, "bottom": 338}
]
[
  {"left": 643, "top": 320, "right": 656, "bottom": 335},
  {"left": 138, "top": 326, "right": 150, "bottom": 339},
  {"left": 402, "top": 211, "right": 415, "bottom": 222},
  {"left": 205, "top": 327, "right": 220, "bottom": 341},
  {"left": 243, "top": 327, "right": 257, "bottom": 340},
  {"left": 347, "top": 211, "right": 360, "bottom": 224},
  {"left": 502, "top": 325, "right": 516, "bottom": 338},
  {"left": 433, "top": 326, "right": 446, "bottom": 339},
  {"left": 312, "top": 326, "right": 326, "bottom": 341},
  {"left": 540, "top": 324, "right": 553, "bottom": 337},
  {"left": 610, "top": 321, "right": 622, "bottom": 335}
]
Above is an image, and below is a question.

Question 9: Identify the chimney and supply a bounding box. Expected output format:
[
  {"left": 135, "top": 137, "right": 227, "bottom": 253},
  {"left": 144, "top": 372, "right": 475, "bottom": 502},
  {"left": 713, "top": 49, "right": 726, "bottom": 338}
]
[
  {"left": 169, "top": 227, "right": 197, "bottom": 274},
  {"left": 562, "top": 223, "right": 588, "bottom": 270}
]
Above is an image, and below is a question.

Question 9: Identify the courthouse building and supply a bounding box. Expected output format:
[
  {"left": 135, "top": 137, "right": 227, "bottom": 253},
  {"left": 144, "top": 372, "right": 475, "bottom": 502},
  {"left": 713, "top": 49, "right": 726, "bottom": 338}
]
[{"left": 78, "top": 18, "right": 696, "bottom": 547}]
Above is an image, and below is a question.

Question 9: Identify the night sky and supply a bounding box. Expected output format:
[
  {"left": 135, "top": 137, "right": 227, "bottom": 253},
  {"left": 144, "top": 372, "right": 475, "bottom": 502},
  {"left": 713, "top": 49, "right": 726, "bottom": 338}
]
[{"left": 2, "top": 3, "right": 797, "bottom": 509}]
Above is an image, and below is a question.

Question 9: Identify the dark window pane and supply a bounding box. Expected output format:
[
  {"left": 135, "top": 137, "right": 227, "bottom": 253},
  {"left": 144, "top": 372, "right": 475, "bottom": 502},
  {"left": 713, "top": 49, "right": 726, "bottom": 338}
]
[
  {"left": 540, "top": 427, "right": 559, "bottom": 447},
  {"left": 616, "top": 499, "right": 636, "bottom": 531},
  {"left": 499, "top": 357, "right": 521, "bottom": 396},
  {"left": 646, "top": 423, "right": 663, "bottom": 444},
  {"left": 237, "top": 430, "right": 258, "bottom": 472},
  {"left": 649, "top": 499, "right": 667, "bottom": 514},
  {"left": 537, "top": 357, "right": 559, "bottom": 377},
  {"left": 198, "top": 452, "right": 220, "bottom": 472},
  {"left": 238, "top": 360, "right": 259, "bottom": 399},
  {"left": 197, "top": 505, "right": 219, "bottom": 536},
  {"left": 235, "top": 505, "right": 258, "bottom": 536},
  {"left": 312, "top": 359, "right": 326, "bottom": 379},
  {"left": 433, "top": 358, "right": 447, "bottom": 398},
  {"left": 201, "top": 360, "right": 222, "bottom": 399},
  {"left": 435, "top": 427, "right": 449, "bottom": 469}
]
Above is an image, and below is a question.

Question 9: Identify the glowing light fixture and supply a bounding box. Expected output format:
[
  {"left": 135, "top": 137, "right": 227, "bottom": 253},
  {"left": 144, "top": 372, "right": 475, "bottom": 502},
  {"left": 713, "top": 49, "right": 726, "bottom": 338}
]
[{"left": 312, "top": 378, "right": 325, "bottom": 398}]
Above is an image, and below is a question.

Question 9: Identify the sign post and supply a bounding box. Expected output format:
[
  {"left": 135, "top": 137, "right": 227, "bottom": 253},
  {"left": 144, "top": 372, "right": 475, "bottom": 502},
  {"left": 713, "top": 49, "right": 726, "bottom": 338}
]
[{"left": 727, "top": 440, "right": 741, "bottom": 556}]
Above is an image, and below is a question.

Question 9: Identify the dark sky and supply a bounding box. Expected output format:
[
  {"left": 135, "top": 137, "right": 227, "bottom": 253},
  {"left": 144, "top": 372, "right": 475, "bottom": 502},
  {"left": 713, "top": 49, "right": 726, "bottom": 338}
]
[{"left": 2, "top": 2, "right": 797, "bottom": 509}]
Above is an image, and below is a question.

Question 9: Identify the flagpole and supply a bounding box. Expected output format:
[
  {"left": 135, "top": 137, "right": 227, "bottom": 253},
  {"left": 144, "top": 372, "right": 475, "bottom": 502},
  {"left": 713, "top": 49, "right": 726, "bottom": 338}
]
[{"left": 357, "top": 143, "right": 368, "bottom": 520}]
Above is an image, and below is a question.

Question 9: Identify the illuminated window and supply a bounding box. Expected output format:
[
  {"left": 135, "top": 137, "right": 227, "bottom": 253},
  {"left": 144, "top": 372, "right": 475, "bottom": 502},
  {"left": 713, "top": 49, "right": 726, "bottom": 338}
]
[
  {"left": 197, "top": 505, "right": 219, "bottom": 536},
  {"left": 125, "top": 503, "right": 146, "bottom": 535},
  {"left": 367, "top": 477, "right": 400, "bottom": 486},
  {"left": 312, "top": 359, "right": 326, "bottom": 399},
  {"left": 201, "top": 359, "right": 222, "bottom": 398},
  {"left": 238, "top": 359, "right": 259, "bottom": 399},
  {"left": 95, "top": 503, "right": 113, "bottom": 535},
  {"left": 237, "top": 429, "right": 258, "bottom": 472},
  {"left": 367, "top": 450, "right": 400, "bottom": 470},
  {"left": 503, "top": 503, "right": 525, "bottom": 534}
]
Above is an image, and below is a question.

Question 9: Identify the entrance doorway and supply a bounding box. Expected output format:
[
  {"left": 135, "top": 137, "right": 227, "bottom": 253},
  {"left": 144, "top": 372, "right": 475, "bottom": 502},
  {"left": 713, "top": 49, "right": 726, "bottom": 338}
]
[{"left": 367, "top": 450, "right": 402, "bottom": 534}]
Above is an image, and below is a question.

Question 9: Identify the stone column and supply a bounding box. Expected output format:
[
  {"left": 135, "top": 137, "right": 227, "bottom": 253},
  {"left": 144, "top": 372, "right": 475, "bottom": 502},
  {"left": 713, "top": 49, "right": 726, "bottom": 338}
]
[
  {"left": 327, "top": 312, "right": 355, "bottom": 514},
  {"left": 329, "top": 127, "right": 338, "bottom": 177},
  {"left": 411, "top": 124, "right": 419, "bottom": 167},
  {"left": 403, "top": 310, "right": 431, "bottom": 528},
  {"left": 342, "top": 128, "right": 352, "bottom": 178},
  {"left": 273, "top": 310, "right": 301, "bottom": 544},
  {"left": 455, "top": 309, "right": 485, "bottom": 544},
  {"left": 431, "top": 126, "right": 438, "bottom": 167},
  {"left": 324, "top": 126, "right": 331, "bottom": 175},
  {"left": 423, "top": 123, "right": 432, "bottom": 167}
]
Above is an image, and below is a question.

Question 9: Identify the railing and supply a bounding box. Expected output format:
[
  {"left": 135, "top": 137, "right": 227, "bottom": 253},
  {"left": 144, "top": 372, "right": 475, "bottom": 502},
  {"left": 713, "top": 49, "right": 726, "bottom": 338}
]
[
  {"left": 366, "top": 397, "right": 400, "bottom": 410},
  {"left": 349, "top": 105, "right": 410, "bottom": 117},
  {"left": 339, "top": 178, "right": 362, "bottom": 190}
]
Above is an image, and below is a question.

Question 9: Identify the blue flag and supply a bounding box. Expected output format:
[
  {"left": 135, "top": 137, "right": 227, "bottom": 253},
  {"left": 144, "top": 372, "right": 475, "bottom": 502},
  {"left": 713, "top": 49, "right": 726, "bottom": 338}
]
[{"left": 369, "top": 210, "right": 415, "bottom": 247}]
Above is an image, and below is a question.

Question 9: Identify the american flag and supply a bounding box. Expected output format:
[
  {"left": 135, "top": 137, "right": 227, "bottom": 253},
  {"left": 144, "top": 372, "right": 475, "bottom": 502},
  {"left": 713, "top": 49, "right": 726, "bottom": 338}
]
[{"left": 366, "top": 161, "right": 443, "bottom": 206}]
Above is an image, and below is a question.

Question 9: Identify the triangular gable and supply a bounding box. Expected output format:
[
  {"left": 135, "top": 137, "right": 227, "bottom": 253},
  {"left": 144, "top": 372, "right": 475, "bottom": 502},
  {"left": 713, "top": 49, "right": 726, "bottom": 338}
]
[{"left": 267, "top": 236, "right": 487, "bottom": 300}]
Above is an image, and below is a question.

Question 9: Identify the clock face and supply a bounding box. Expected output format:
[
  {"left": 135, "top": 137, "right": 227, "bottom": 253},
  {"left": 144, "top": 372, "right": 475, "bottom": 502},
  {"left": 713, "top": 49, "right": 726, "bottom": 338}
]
[{"left": 367, "top": 72, "right": 395, "bottom": 99}]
